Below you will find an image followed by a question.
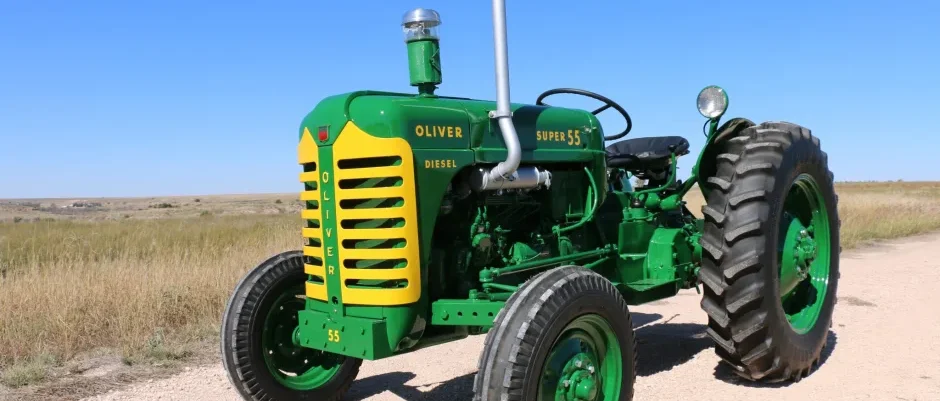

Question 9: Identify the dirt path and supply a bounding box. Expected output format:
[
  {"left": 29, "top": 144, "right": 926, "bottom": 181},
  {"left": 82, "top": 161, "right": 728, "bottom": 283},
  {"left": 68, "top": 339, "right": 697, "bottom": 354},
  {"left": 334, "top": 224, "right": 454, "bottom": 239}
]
[{"left": 83, "top": 233, "right": 940, "bottom": 401}]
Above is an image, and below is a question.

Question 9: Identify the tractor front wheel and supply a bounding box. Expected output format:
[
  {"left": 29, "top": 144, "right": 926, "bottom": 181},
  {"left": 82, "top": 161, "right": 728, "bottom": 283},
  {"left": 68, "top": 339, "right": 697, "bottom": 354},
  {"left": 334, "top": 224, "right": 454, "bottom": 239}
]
[
  {"left": 473, "top": 266, "right": 637, "bottom": 401},
  {"left": 221, "top": 250, "right": 361, "bottom": 400},
  {"left": 699, "top": 121, "right": 839, "bottom": 382}
]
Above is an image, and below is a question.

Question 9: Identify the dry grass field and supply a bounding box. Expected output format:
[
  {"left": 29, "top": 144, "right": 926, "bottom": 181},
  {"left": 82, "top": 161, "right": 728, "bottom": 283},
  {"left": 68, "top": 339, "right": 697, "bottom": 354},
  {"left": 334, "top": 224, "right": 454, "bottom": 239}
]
[
  {"left": 0, "top": 181, "right": 938, "bottom": 390},
  {"left": 0, "top": 193, "right": 300, "bottom": 222}
]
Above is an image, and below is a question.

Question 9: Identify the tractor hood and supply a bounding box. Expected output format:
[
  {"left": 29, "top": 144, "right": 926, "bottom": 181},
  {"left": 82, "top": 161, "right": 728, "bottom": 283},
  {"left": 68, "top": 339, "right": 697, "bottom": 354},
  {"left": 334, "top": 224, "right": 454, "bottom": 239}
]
[{"left": 299, "top": 91, "right": 605, "bottom": 160}]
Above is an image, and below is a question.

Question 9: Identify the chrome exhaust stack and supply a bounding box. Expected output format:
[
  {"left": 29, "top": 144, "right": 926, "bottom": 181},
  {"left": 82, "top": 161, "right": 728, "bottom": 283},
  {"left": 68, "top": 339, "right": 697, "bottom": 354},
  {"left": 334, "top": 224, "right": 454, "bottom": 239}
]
[{"left": 473, "top": 0, "right": 551, "bottom": 191}]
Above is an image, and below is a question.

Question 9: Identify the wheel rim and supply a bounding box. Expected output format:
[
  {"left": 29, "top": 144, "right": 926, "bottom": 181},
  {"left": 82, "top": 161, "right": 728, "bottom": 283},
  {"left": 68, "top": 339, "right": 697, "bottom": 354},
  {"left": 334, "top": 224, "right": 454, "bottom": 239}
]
[
  {"left": 777, "top": 173, "right": 832, "bottom": 334},
  {"left": 538, "top": 314, "right": 623, "bottom": 401},
  {"left": 261, "top": 286, "right": 343, "bottom": 390}
]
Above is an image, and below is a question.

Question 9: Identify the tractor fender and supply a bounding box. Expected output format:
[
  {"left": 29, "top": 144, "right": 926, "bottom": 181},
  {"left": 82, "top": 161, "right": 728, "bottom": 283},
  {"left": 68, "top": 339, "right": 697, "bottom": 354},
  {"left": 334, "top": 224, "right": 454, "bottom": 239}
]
[{"left": 697, "top": 117, "right": 755, "bottom": 197}]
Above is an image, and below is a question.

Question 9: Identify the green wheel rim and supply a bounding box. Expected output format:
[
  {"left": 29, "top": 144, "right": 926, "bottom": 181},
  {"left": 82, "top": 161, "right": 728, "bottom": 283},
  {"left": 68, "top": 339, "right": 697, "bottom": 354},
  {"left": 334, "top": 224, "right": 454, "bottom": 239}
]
[
  {"left": 538, "top": 314, "right": 623, "bottom": 401},
  {"left": 777, "top": 173, "right": 832, "bottom": 334},
  {"left": 261, "top": 286, "right": 342, "bottom": 390}
]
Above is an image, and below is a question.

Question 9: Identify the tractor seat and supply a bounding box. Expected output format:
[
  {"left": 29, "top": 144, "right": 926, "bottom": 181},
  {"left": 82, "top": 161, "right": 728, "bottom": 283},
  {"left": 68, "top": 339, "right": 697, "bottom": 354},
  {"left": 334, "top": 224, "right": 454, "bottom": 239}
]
[{"left": 605, "top": 136, "right": 690, "bottom": 171}]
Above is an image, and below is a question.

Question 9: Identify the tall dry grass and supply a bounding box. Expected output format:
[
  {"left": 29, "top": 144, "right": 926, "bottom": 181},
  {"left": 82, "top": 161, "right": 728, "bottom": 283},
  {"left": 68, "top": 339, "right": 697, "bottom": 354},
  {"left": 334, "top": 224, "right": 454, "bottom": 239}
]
[
  {"left": 0, "top": 214, "right": 300, "bottom": 373},
  {"left": 835, "top": 182, "right": 940, "bottom": 249},
  {"left": 0, "top": 182, "right": 938, "bottom": 382}
]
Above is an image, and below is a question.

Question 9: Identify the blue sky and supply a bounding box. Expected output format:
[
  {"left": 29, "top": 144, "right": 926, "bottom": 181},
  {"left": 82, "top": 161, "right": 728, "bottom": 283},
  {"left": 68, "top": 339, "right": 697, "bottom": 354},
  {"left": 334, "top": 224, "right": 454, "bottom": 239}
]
[{"left": 1, "top": 0, "right": 938, "bottom": 198}]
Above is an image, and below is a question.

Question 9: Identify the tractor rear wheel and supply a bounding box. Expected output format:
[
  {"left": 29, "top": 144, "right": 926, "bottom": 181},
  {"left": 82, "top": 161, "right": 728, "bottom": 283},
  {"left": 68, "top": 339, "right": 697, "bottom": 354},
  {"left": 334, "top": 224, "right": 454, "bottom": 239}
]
[
  {"left": 699, "top": 121, "right": 839, "bottom": 382},
  {"left": 221, "top": 250, "right": 361, "bottom": 400},
  {"left": 473, "top": 266, "right": 637, "bottom": 401}
]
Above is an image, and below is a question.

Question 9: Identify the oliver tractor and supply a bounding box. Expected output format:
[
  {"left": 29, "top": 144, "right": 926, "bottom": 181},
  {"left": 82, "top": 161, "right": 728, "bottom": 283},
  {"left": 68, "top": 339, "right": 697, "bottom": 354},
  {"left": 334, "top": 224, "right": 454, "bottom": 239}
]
[{"left": 221, "top": 3, "right": 840, "bottom": 400}]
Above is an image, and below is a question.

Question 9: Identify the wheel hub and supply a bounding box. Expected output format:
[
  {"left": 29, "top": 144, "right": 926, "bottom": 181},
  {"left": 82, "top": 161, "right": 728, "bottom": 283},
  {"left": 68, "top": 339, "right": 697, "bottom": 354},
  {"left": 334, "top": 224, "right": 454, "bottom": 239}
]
[
  {"left": 777, "top": 173, "right": 833, "bottom": 334},
  {"left": 557, "top": 353, "right": 599, "bottom": 401},
  {"left": 780, "top": 219, "right": 818, "bottom": 294},
  {"left": 261, "top": 290, "right": 343, "bottom": 390},
  {"left": 794, "top": 228, "right": 818, "bottom": 277},
  {"left": 573, "top": 372, "right": 598, "bottom": 400},
  {"left": 538, "top": 314, "right": 623, "bottom": 401}
]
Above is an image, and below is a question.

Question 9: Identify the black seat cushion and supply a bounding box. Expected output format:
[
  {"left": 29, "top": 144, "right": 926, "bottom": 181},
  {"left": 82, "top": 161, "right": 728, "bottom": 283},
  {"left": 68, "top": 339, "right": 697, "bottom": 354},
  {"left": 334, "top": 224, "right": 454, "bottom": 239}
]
[{"left": 605, "top": 136, "right": 690, "bottom": 171}]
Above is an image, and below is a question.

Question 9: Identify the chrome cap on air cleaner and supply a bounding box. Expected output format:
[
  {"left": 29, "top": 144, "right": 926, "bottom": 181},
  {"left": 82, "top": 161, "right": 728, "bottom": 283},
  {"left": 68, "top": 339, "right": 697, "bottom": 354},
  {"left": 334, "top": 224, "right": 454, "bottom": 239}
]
[{"left": 402, "top": 8, "right": 441, "bottom": 42}]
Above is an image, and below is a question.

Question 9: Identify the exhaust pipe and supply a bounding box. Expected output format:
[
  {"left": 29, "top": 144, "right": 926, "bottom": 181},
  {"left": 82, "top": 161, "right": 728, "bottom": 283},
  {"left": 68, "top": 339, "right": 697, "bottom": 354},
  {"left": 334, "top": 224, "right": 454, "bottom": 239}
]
[
  {"left": 488, "top": 0, "right": 519, "bottom": 180},
  {"left": 474, "top": 0, "right": 550, "bottom": 191}
]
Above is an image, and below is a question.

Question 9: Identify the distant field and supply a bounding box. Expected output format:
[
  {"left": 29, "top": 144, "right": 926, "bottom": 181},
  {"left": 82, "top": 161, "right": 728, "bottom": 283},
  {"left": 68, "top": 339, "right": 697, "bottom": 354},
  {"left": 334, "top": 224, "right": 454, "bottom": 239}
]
[
  {"left": 1, "top": 181, "right": 939, "bottom": 389},
  {"left": 0, "top": 193, "right": 301, "bottom": 222}
]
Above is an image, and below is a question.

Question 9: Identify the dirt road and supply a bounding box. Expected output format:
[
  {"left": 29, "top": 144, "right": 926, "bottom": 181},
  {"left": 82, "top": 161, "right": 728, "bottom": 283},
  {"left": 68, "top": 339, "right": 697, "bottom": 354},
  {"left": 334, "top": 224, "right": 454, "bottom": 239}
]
[{"left": 83, "top": 233, "right": 940, "bottom": 401}]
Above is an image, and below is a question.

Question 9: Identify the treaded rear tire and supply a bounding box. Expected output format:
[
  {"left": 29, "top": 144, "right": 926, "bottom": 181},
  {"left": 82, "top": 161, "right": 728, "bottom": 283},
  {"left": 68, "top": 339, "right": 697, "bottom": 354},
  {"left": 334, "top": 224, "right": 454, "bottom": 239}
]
[
  {"left": 221, "top": 250, "right": 362, "bottom": 400},
  {"left": 698, "top": 121, "right": 840, "bottom": 382},
  {"left": 472, "top": 266, "right": 637, "bottom": 401}
]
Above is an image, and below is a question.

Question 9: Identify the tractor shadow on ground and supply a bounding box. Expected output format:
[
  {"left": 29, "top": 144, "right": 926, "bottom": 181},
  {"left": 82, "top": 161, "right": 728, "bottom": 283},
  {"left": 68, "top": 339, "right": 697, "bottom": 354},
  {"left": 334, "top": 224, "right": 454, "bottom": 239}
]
[
  {"left": 344, "top": 371, "right": 476, "bottom": 401},
  {"left": 633, "top": 313, "right": 713, "bottom": 377},
  {"left": 343, "top": 312, "right": 713, "bottom": 400},
  {"left": 342, "top": 315, "right": 840, "bottom": 399},
  {"left": 631, "top": 312, "right": 663, "bottom": 328},
  {"left": 712, "top": 330, "right": 839, "bottom": 388}
]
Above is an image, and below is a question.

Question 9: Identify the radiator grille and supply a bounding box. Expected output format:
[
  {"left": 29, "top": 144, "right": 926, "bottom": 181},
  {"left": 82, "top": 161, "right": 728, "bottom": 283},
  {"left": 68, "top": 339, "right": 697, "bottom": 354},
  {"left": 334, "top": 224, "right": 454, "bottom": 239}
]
[
  {"left": 332, "top": 124, "right": 421, "bottom": 305},
  {"left": 298, "top": 128, "right": 326, "bottom": 301},
  {"left": 297, "top": 122, "right": 421, "bottom": 306}
]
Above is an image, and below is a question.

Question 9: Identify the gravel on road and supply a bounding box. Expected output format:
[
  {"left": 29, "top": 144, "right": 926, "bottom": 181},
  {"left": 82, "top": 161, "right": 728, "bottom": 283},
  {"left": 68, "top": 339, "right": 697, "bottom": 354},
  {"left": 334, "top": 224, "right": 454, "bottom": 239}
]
[{"left": 83, "top": 233, "right": 940, "bottom": 401}]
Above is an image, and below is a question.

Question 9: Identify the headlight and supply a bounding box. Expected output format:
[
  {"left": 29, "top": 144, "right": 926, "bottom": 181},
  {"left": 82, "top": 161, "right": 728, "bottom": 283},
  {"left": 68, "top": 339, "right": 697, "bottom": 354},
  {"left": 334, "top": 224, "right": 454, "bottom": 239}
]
[{"left": 697, "top": 85, "right": 729, "bottom": 119}]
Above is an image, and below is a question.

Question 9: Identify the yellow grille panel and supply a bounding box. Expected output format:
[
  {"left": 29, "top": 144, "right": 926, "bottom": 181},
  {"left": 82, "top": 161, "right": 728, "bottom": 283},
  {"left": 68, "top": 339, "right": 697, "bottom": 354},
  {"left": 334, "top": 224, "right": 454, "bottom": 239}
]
[
  {"left": 301, "top": 228, "right": 322, "bottom": 241},
  {"left": 335, "top": 165, "right": 403, "bottom": 180},
  {"left": 336, "top": 186, "right": 404, "bottom": 201},
  {"left": 299, "top": 171, "right": 319, "bottom": 182},
  {"left": 300, "top": 209, "right": 320, "bottom": 220},
  {"left": 298, "top": 127, "right": 325, "bottom": 301},
  {"left": 299, "top": 190, "right": 320, "bottom": 201},
  {"left": 333, "top": 122, "right": 421, "bottom": 306},
  {"left": 339, "top": 207, "right": 408, "bottom": 220}
]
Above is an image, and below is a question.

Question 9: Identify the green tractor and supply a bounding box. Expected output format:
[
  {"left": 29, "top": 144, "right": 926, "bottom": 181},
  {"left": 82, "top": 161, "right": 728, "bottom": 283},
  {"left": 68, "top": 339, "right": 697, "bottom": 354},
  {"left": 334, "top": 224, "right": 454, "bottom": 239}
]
[{"left": 221, "top": 3, "right": 840, "bottom": 400}]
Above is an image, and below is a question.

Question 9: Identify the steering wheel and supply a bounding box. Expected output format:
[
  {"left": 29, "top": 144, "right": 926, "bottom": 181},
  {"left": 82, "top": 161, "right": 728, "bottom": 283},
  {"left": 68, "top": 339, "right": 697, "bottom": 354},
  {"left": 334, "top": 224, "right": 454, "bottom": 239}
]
[{"left": 535, "top": 88, "right": 632, "bottom": 141}]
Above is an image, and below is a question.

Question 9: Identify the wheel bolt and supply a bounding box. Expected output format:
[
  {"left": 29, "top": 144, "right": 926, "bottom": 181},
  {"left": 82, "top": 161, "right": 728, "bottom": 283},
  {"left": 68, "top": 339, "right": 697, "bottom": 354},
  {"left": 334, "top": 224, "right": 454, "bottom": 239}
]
[
  {"left": 563, "top": 380, "right": 571, "bottom": 388},
  {"left": 575, "top": 360, "right": 583, "bottom": 368},
  {"left": 588, "top": 365, "right": 595, "bottom": 374}
]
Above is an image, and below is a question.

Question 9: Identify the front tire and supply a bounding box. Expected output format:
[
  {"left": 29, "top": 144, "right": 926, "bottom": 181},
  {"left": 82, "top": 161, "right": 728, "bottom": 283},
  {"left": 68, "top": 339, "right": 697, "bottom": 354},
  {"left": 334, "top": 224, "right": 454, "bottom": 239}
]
[
  {"left": 221, "top": 251, "right": 361, "bottom": 400},
  {"left": 699, "top": 121, "right": 840, "bottom": 382},
  {"left": 473, "top": 266, "right": 637, "bottom": 401}
]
